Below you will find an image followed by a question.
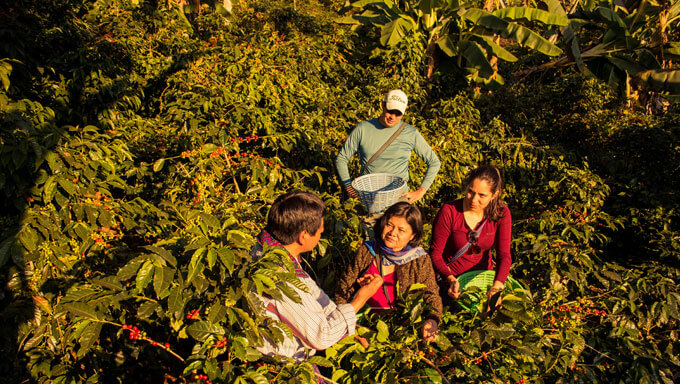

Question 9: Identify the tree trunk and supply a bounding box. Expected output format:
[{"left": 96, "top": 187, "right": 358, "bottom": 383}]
[
  {"left": 223, "top": 0, "right": 232, "bottom": 13},
  {"left": 172, "top": 0, "right": 201, "bottom": 19},
  {"left": 425, "top": 34, "right": 440, "bottom": 80}
]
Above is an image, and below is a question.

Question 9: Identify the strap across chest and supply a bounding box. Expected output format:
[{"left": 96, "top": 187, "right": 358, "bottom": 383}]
[{"left": 361, "top": 121, "right": 406, "bottom": 174}]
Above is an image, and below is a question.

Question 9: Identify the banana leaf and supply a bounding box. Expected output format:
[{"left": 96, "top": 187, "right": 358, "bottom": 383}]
[
  {"left": 581, "top": 0, "right": 599, "bottom": 12},
  {"left": 638, "top": 69, "right": 680, "bottom": 95},
  {"left": 598, "top": 7, "right": 630, "bottom": 35},
  {"left": 635, "top": 49, "right": 661, "bottom": 70},
  {"left": 351, "top": 0, "right": 398, "bottom": 10},
  {"left": 664, "top": 43, "right": 680, "bottom": 59},
  {"left": 671, "top": 0, "right": 680, "bottom": 19},
  {"left": 585, "top": 59, "right": 621, "bottom": 91},
  {"left": 542, "top": 0, "right": 567, "bottom": 17},
  {"left": 492, "top": 7, "right": 569, "bottom": 26},
  {"left": 564, "top": 23, "right": 585, "bottom": 72},
  {"left": 418, "top": 0, "right": 445, "bottom": 13},
  {"left": 380, "top": 17, "right": 415, "bottom": 47},
  {"left": 462, "top": 8, "right": 509, "bottom": 31},
  {"left": 469, "top": 69, "right": 505, "bottom": 85},
  {"left": 627, "top": 0, "right": 661, "bottom": 28},
  {"left": 460, "top": 40, "right": 494, "bottom": 78},
  {"left": 335, "top": 9, "right": 386, "bottom": 25},
  {"left": 437, "top": 34, "right": 460, "bottom": 57},
  {"left": 606, "top": 64, "right": 621, "bottom": 90},
  {"left": 503, "top": 23, "right": 563, "bottom": 56},
  {"left": 463, "top": 8, "right": 563, "bottom": 56},
  {"left": 472, "top": 34, "right": 518, "bottom": 62},
  {"left": 543, "top": 0, "right": 585, "bottom": 72},
  {"left": 606, "top": 55, "right": 645, "bottom": 74}
]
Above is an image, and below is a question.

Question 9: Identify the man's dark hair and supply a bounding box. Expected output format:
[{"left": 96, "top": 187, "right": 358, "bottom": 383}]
[
  {"left": 373, "top": 202, "right": 424, "bottom": 248},
  {"left": 266, "top": 190, "right": 326, "bottom": 245}
]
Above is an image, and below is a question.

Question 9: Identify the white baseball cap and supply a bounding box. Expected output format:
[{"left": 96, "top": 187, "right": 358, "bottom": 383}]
[{"left": 384, "top": 89, "right": 408, "bottom": 114}]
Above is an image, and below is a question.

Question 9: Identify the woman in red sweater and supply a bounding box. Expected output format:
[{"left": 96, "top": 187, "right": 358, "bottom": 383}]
[{"left": 429, "top": 165, "right": 511, "bottom": 307}]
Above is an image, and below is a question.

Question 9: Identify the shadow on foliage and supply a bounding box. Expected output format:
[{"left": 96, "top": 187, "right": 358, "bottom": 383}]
[
  {"left": 260, "top": 4, "right": 334, "bottom": 38},
  {"left": 477, "top": 73, "right": 680, "bottom": 265},
  {"left": 0, "top": 0, "right": 209, "bottom": 381},
  {"left": 0, "top": 0, "right": 79, "bottom": 378}
]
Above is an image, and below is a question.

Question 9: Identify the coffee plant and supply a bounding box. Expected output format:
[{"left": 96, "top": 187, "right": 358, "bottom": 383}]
[{"left": 1, "top": 0, "right": 678, "bottom": 383}]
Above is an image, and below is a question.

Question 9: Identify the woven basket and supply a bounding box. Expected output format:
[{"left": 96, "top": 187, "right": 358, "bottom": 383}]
[
  {"left": 457, "top": 270, "right": 524, "bottom": 312},
  {"left": 352, "top": 173, "right": 407, "bottom": 214}
]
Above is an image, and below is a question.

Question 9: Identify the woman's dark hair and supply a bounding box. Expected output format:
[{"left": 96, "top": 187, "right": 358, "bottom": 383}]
[
  {"left": 373, "top": 202, "right": 423, "bottom": 248},
  {"left": 464, "top": 165, "right": 506, "bottom": 221},
  {"left": 266, "top": 190, "right": 326, "bottom": 245}
]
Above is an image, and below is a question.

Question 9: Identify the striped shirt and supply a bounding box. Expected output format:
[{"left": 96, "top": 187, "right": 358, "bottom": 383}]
[{"left": 251, "top": 239, "right": 357, "bottom": 362}]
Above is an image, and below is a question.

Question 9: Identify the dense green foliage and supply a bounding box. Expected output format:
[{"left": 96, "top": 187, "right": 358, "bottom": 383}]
[{"left": 1, "top": 0, "right": 678, "bottom": 383}]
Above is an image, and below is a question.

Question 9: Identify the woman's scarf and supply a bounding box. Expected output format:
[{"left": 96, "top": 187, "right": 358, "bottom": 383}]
[{"left": 364, "top": 240, "right": 427, "bottom": 266}]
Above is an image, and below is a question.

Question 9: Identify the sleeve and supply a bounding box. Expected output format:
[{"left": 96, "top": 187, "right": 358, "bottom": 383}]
[
  {"left": 429, "top": 204, "right": 455, "bottom": 277},
  {"left": 493, "top": 207, "right": 513, "bottom": 283},
  {"left": 335, "top": 124, "right": 363, "bottom": 188},
  {"left": 417, "top": 256, "right": 443, "bottom": 323},
  {"left": 412, "top": 130, "right": 441, "bottom": 191},
  {"left": 274, "top": 280, "right": 357, "bottom": 351},
  {"left": 335, "top": 245, "right": 372, "bottom": 304}
]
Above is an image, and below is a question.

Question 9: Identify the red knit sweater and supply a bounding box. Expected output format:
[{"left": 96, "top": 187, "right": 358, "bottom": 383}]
[{"left": 429, "top": 199, "right": 512, "bottom": 283}]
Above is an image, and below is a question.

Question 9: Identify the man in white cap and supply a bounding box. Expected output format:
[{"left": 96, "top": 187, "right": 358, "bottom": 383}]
[{"left": 335, "top": 89, "right": 441, "bottom": 204}]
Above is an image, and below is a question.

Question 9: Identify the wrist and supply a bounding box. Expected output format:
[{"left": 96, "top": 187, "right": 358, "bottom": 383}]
[
  {"left": 350, "top": 296, "right": 366, "bottom": 313},
  {"left": 488, "top": 285, "right": 503, "bottom": 295},
  {"left": 425, "top": 314, "right": 440, "bottom": 326}
]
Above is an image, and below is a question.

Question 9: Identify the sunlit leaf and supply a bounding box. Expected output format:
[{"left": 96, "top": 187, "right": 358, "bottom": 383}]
[
  {"left": 380, "top": 18, "right": 414, "bottom": 47},
  {"left": 136, "top": 260, "right": 154, "bottom": 291},
  {"left": 376, "top": 320, "right": 389, "bottom": 342},
  {"left": 638, "top": 69, "right": 680, "bottom": 94},
  {"left": 460, "top": 40, "right": 494, "bottom": 78},
  {"left": 77, "top": 322, "right": 102, "bottom": 358},
  {"left": 492, "top": 7, "right": 568, "bottom": 26},
  {"left": 62, "top": 302, "right": 100, "bottom": 320},
  {"left": 187, "top": 321, "right": 224, "bottom": 341}
]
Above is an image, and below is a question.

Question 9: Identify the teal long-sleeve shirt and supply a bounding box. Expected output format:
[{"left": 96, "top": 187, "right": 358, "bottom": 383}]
[{"left": 335, "top": 118, "right": 441, "bottom": 190}]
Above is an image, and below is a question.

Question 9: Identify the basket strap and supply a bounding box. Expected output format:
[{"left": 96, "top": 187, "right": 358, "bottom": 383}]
[
  {"left": 360, "top": 121, "right": 406, "bottom": 174},
  {"left": 365, "top": 242, "right": 392, "bottom": 308}
]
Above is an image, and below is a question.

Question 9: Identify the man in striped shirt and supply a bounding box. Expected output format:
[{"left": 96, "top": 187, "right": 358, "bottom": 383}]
[{"left": 251, "top": 190, "right": 383, "bottom": 362}]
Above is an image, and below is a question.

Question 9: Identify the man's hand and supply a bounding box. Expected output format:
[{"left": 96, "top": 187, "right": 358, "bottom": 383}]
[
  {"left": 402, "top": 187, "right": 427, "bottom": 203},
  {"left": 345, "top": 185, "right": 359, "bottom": 198},
  {"left": 421, "top": 319, "right": 438, "bottom": 342},
  {"left": 355, "top": 335, "right": 369, "bottom": 349},
  {"left": 350, "top": 274, "right": 383, "bottom": 313},
  {"left": 357, "top": 274, "right": 383, "bottom": 295},
  {"left": 356, "top": 273, "right": 382, "bottom": 287},
  {"left": 447, "top": 275, "right": 461, "bottom": 300}
]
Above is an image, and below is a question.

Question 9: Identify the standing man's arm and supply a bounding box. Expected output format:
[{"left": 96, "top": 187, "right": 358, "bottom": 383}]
[
  {"left": 335, "top": 124, "right": 363, "bottom": 198},
  {"left": 404, "top": 130, "right": 441, "bottom": 202}
]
